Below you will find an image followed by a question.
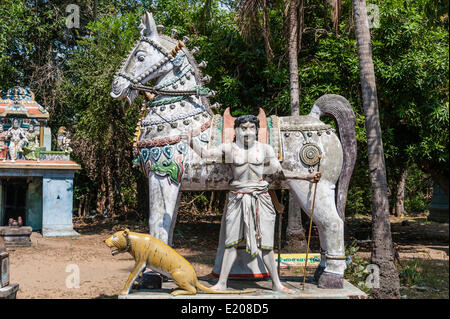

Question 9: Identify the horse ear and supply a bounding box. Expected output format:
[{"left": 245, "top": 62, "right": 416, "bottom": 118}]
[
  {"left": 139, "top": 11, "right": 158, "bottom": 38},
  {"left": 123, "top": 228, "right": 130, "bottom": 236}
]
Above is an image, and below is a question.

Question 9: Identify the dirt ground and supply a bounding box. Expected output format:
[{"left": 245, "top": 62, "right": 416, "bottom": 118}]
[
  {"left": 9, "top": 218, "right": 220, "bottom": 299},
  {"left": 7, "top": 213, "right": 449, "bottom": 299},
  {"left": 345, "top": 214, "right": 449, "bottom": 261}
]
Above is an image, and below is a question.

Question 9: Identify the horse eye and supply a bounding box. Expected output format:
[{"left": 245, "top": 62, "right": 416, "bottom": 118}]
[{"left": 138, "top": 55, "right": 145, "bottom": 62}]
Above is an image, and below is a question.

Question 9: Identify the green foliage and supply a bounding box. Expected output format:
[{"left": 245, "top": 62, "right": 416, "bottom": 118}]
[
  {"left": 372, "top": 0, "right": 449, "bottom": 171},
  {"left": 294, "top": 0, "right": 448, "bottom": 215},
  {"left": 399, "top": 259, "right": 422, "bottom": 287},
  {"left": 398, "top": 259, "right": 449, "bottom": 299},
  {"left": 344, "top": 241, "right": 371, "bottom": 293},
  {"left": 402, "top": 166, "right": 433, "bottom": 213}
]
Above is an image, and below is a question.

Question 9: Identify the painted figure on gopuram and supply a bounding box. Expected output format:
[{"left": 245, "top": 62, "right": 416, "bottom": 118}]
[
  {"left": 0, "top": 123, "right": 7, "bottom": 161},
  {"left": 23, "top": 123, "right": 40, "bottom": 160},
  {"left": 6, "top": 119, "right": 28, "bottom": 162}
]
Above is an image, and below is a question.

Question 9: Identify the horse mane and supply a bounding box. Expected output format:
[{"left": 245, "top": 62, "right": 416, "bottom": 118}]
[{"left": 158, "top": 34, "right": 214, "bottom": 116}]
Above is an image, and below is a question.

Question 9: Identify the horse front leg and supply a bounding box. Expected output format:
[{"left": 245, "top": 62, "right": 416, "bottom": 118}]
[
  {"left": 148, "top": 172, "right": 181, "bottom": 245},
  {"left": 143, "top": 172, "right": 181, "bottom": 283},
  {"left": 288, "top": 179, "right": 346, "bottom": 289}
]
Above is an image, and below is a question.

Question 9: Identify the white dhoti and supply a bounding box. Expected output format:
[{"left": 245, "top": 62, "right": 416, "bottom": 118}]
[{"left": 224, "top": 180, "right": 276, "bottom": 258}]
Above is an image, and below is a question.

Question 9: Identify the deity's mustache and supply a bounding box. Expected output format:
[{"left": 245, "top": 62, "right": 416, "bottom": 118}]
[
  {"left": 240, "top": 132, "right": 256, "bottom": 138},
  {"left": 240, "top": 134, "right": 256, "bottom": 142}
]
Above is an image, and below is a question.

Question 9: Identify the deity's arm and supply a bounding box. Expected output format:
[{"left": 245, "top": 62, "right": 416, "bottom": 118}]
[
  {"left": 263, "top": 143, "right": 285, "bottom": 178},
  {"left": 21, "top": 132, "right": 28, "bottom": 143},
  {"left": 283, "top": 170, "right": 321, "bottom": 182},
  {"left": 181, "top": 133, "right": 225, "bottom": 161}
]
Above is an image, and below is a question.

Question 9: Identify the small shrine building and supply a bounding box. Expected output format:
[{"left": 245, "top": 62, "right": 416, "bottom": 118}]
[{"left": 0, "top": 85, "right": 80, "bottom": 237}]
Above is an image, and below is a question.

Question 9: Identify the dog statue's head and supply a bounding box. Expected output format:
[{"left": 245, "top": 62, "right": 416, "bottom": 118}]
[{"left": 105, "top": 229, "right": 130, "bottom": 256}]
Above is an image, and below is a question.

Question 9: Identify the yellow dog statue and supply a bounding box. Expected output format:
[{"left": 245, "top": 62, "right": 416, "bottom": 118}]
[{"left": 105, "top": 229, "right": 255, "bottom": 296}]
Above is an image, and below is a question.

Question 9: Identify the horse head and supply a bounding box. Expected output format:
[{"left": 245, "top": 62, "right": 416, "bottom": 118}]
[{"left": 111, "top": 12, "right": 181, "bottom": 104}]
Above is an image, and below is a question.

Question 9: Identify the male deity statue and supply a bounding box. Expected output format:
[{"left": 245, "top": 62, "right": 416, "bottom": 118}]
[
  {"left": 0, "top": 123, "right": 8, "bottom": 161},
  {"left": 183, "top": 115, "right": 320, "bottom": 293},
  {"left": 6, "top": 119, "right": 27, "bottom": 162}
]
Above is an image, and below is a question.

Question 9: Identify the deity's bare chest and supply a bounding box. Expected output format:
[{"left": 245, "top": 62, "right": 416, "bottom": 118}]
[{"left": 232, "top": 144, "right": 265, "bottom": 167}]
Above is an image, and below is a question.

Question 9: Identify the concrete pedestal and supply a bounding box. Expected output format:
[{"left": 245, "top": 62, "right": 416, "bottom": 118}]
[
  {"left": 41, "top": 175, "right": 80, "bottom": 237},
  {"left": 119, "top": 276, "right": 367, "bottom": 299},
  {"left": 0, "top": 226, "right": 32, "bottom": 248},
  {"left": 0, "top": 284, "right": 19, "bottom": 299}
]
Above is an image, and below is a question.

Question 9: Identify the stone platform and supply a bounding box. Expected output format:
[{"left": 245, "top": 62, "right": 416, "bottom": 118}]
[
  {"left": 0, "top": 226, "right": 32, "bottom": 248},
  {"left": 120, "top": 276, "right": 367, "bottom": 299}
]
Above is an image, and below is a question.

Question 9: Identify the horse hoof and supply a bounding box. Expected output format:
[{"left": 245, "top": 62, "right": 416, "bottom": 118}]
[
  {"left": 313, "top": 265, "right": 326, "bottom": 282},
  {"left": 318, "top": 271, "right": 344, "bottom": 289}
]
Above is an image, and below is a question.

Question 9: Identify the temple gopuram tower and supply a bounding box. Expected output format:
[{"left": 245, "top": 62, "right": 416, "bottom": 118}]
[{"left": 0, "top": 85, "right": 80, "bottom": 237}]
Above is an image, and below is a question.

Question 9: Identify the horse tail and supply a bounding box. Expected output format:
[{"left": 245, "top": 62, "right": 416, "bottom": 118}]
[{"left": 309, "top": 94, "right": 357, "bottom": 220}]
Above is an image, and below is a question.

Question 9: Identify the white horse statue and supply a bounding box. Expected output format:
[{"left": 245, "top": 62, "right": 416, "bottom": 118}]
[{"left": 111, "top": 12, "right": 357, "bottom": 289}]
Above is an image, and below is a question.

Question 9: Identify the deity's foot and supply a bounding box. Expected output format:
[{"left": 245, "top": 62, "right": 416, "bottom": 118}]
[
  {"left": 317, "top": 271, "right": 344, "bottom": 289},
  {"left": 273, "top": 284, "right": 296, "bottom": 294},
  {"left": 210, "top": 283, "right": 228, "bottom": 292},
  {"left": 313, "top": 265, "right": 326, "bottom": 282}
]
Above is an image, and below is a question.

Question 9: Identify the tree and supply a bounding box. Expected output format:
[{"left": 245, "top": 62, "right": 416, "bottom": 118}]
[
  {"left": 284, "top": 0, "right": 344, "bottom": 251},
  {"left": 235, "top": 0, "right": 275, "bottom": 62},
  {"left": 372, "top": 0, "right": 449, "bottom": 204},
  {"left": 393, "top": 167, "right": 407, "bottom": 217},
  {"left": 352, "top": 0, "right": 400, "bottom": 298},
  {"left": 286, "top": 0, "right": 302, "bottom": 116}
]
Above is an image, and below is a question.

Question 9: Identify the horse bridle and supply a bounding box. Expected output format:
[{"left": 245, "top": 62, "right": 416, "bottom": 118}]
[{"left": 119, "top": 36, "right": 214, "bottom": 156}]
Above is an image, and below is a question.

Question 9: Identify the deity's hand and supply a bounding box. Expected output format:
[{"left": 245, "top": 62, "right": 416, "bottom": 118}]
[{"left": 309, "top": 172, "right": 321, "bottom": 183}]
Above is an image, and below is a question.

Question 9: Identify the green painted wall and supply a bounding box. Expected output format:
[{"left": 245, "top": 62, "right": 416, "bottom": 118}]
[{"left": 26, "top": 178, "right": 43, "bottom": 231}]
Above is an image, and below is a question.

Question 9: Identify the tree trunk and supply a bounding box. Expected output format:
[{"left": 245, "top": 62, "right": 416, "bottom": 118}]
[
  {"left": 394, "top": 168, "right": 407, "bottom": 217},
  {"left": 83, "top": 195, "right": 89, "bottom": 218},
  {"left": 262, "top": 0, "right": 273, "bottom": 61},
  {"left": 78, "top": 196, "right": 83, "bottom": 218},
  {"left": 285, "top": 193, "right": 307, "bottom": 252},
  {"left": 208, "top": 191, "right": 215, "bottom": 214},
  {"left": 353, "top": 0, "right": 400, "bottom": 299},
  {"left": 106, "top": 165, "right": 115, "bottom": 216},
  {"left": 97, "top": 175, "right": 107, "bottom": 215},
  {"left": 297, "top": 0, "right": 304, "bottom": 54},
  {"left": 288, "top": 0, "right": 300, "bottom": 116}
]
